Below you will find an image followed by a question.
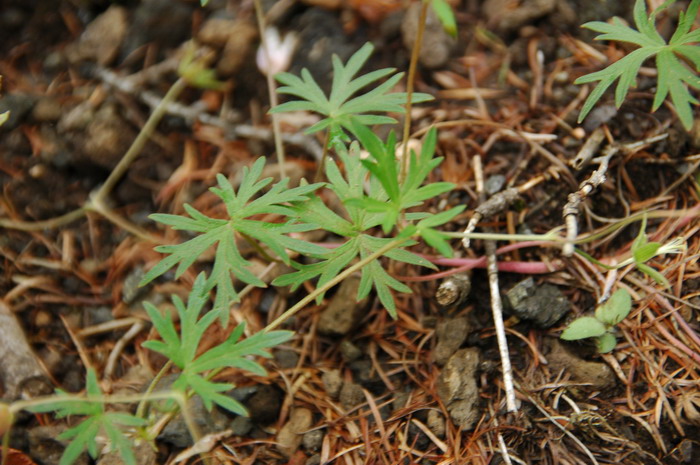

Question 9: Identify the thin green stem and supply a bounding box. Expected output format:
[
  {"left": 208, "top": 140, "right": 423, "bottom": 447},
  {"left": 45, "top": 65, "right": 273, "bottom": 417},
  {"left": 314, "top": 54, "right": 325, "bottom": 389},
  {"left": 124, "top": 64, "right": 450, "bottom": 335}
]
[
  {"left": 264, "top": 236, "right": 409, "bottom": 332},
  {"left": 313, "top": 130, "right": 331, "bottom": 183},
  {"left": 447, "top": 230, "right": 564, "bottom": 243},
  {"left": 9, "top": 391, "right": 179, "bottom": 415},
  {"left": 399, "top": 0, "right": 429, "bottom": 183},
  {"left": 254, "top": 0, "right": 286, "bottom": 178},
  {"left": 135, "top": 360, "right": 173, "bottom": 420},
  {"left": 85, "top": 198, "right": 159, "bottom": 243},
  {"left": 92, "top": 77, "right": 188, "bottom": 206},
  {"left": 0, "top": 206, "right": 87, "bottom": 231}
]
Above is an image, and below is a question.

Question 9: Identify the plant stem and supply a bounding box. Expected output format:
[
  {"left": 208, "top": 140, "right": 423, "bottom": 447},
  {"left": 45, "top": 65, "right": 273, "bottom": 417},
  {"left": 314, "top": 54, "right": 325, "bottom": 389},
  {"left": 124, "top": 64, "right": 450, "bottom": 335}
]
[
  {"left": 264, "top": 236, "right": 409, "bottom": 332},
  {"left": 91, "top": 77, "right": 188, "bottom": 206},
  {"left": 254, "top": 0, "right": 286, "bottom": 178},
  {"left": 313, "top": 130, "right": 331, "bottom": 182},
  {"left": 0, "top": 206, "right": 86, "bottom": 231},
  {"left": 399, "top": 0, "right": 429, "bottom": 183}
]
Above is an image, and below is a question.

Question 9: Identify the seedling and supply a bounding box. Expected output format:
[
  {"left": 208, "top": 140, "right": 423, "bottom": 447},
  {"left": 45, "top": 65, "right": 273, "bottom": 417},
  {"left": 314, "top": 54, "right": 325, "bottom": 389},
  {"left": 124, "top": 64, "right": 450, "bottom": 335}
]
[
  {"left": 575, "top": 0, "right": 700, "bottom": 130},
  {"left": 561, "top": 288, "right": 632, "bottom": 353}
]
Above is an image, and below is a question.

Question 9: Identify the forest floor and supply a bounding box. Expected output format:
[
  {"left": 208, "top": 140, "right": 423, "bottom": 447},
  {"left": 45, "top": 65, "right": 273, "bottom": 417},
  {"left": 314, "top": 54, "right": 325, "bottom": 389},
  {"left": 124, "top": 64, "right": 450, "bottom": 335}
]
[{"left": 1, "top": 1, "right": 699, "bottom": 464}]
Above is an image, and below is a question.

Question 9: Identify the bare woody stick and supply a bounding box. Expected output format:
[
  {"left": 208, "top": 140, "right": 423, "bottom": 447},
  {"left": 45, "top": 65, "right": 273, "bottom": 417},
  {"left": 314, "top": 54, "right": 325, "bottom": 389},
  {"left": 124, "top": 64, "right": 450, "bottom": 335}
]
[{"left": 472, "top": 156, "right": 518, "bottom": 413}]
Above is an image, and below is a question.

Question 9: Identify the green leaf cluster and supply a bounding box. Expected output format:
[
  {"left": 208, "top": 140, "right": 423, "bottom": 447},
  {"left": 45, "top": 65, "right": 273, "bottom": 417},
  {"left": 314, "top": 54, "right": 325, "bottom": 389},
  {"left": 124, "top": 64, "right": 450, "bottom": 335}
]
[
  {"left": 561, "top": 289, "right": 632, "bottom": 353},
  {"left": 575, "top": 0, "right": 700, "bottom": 130},
  {"left": 143, "top": 274, "right": 293, "bottom": 415},
  {"left": 139, "top": 157, "right": 324, "bottom": 324},
  {"left": 28, "top": 369, "right": 147, "bottom": 465},
  {"left": 273, "top": 128, "right": 462, "bottom": 318},
  {"left": 270, "top": 42, "right": 433, "bottom": 142}
]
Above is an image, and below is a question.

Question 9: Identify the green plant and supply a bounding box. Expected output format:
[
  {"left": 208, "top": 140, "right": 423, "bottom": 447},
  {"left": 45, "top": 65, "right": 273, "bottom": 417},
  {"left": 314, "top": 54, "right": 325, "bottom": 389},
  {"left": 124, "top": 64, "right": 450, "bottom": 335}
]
[
  {"left": 272, "top": 127, "right": 462, "bottom": 317},
  {"left": 575, "top": 215, "right": 686, "bottom": 289},
  {"left": 27, "top": 369, "right": 147, "bottom": 465},
  {"left": 142, "top": 273, "right": 292, "bottom": 415},
  {"left": 561, "top": 288, "right": 632, "bottom": 353},
  {"left": 270, "top": 42, "right": 432, "bottom": 142},
  {"left": 575, "top": 0, "right": 700, "bottom": 130},
  {"left": 139, "top": 158, "right": 325, "bottom": 325}
]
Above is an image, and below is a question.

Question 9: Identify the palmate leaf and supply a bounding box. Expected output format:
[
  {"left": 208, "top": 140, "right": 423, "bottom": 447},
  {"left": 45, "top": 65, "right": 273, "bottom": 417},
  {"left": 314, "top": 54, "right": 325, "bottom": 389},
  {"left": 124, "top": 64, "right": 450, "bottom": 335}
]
[
  {"left": 28, "top": 369, "right": 146, "bottom": 465},
  {"left": 271, "top": 42, "right": 433, "bottom": 141},
  {"left": 347, "top": 124, "right": 455, "bottom": 234},
  {"left": 143, "top": 276, "right": 293, "bottom": 415},
  {"left": 575, "top": 0, "right": 700, "bottom": 130},
  {"left": 274, "top": 131, "right": 457, "bottom": 318},
  {"left": 140, "top": 157, "right": 325, "bottom": 325}
]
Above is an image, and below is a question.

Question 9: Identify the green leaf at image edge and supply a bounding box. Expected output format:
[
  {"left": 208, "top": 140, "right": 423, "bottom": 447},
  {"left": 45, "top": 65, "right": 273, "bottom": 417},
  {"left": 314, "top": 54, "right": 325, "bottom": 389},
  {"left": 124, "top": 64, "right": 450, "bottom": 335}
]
[
  {"left": 561, "top": 316, "right": 607, "bottom": 340},
  {"left": 595, "top": 289, "right": 632, "bottom": 326}
]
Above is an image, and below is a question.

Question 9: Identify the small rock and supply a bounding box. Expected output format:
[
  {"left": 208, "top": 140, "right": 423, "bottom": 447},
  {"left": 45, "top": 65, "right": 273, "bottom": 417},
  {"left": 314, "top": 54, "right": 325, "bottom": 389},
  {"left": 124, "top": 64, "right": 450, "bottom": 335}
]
[
  {"left": 545, "top": 338, "right": 616, "bottom": 390},
  {"left": 339, "top": 382, "right": 365, "bottom": 410},
  {"left": 339, "top": 340, "right": 362, "bottom": 362},
  {"left": 246, "top": 384, "right": 283, "bottom": 424},
  {"left": 83, "top": 102, "right": 137, "bottom": 169},
  {"left": 504, "top": 278, "right": 570, "bottom": 328},
  {"left": 485, "top": 175, "right": 506, "bottom": 196},
  {"left": 154, "top": 375, "right": 229, "bottom": 447},
  {"left": 436, "top": 348, "right": 480, "bottom": 431},
  {"left": 275, "top": 349, "right": 300, "bottom": 369},
  {"left": 582, "top": 104, "right": 618, "bottom": 132},
  {"left": 121, "top": 267, "right": 146, "bottom": 304},
  {"left": 302, "top": 429, "right": 324, "bottom": 451},
  {"left": 65, "top": 6, "right": 127, "bottom": 65},
  {"left": 0, "top": 93, "right": 37, "bottom": 130},
  {"left": 120, "top": 0, "right": 193, "bottom": 60},
  {"left": 483, "top": 0, "right": 557, "bottom": 34},
  {"left": 31, "top": 96, "right": 63, "bottom": 122},
  {"left": 321, "top": 369, "right": 343, "bottom": 399},
  {"left": 427, "top": 410, "right": 446, "bottom": 438},
  {"left": 277, "top": 408, "right": 313, "bottom": 458},
  {"left": 197, "top": 18, "right": 236, "bottom": 47},
  {"left": 218, "top": 21, "right": 258, "bottom": 77},
  {"left": 230, "top": 416, "right": 253, "bottom": 436},
  {"left": 96, "top": 440, "right": 156, "bottom": 465},
  {"left": 434, "top": 316, "right": 472, "bottom": 365},
  {"left": 28, "top": 425, "right": 89, "bottom": 465},
  {"left": 306, "top": 454, "right": 322, "bottom": 465},
  {"left": 318, "top": 275, "right": 367, "bottom": 336},
  {"left": 401, "top": 2, "right": 455, "bottom": 69}
]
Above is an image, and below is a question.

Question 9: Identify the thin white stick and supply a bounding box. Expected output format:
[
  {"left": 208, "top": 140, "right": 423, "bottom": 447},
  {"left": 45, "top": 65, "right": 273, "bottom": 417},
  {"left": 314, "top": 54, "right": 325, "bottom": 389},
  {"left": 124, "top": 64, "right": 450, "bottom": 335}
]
[{"left": 473, "top": 155, "right": 517, "bottom": 413}]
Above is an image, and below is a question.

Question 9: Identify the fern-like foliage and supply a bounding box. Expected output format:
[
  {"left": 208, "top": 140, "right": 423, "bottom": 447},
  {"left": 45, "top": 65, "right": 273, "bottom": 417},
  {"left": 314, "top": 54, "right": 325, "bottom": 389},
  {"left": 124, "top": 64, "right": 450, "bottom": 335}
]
[
  {"left": 273, "top": 130, "right": 463, "bottom": 318},
  {"left": 28, "top": 369, "right": 147, "bottom": 465},
  {"left": 139, "top": 157, "right": 325, "bottom": 324},
  {"left": 143, "top": 274, "right": 293, "bottom": 415},
  {"left": 575, "top": 0, "right": 700, "bottom": 130},
  {"left": 270, "top": 42, "right": 433, "bottom": 141}
]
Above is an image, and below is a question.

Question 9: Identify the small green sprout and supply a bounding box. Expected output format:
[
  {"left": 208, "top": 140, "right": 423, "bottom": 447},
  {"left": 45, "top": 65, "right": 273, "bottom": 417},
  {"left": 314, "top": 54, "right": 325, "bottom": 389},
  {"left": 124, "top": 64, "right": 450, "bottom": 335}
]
[
  {"left": 575, "top": 0, "right": 700, "bottom": 130},
  {"left": 561, "top": 288, "right": 632, "bottom": 353}
]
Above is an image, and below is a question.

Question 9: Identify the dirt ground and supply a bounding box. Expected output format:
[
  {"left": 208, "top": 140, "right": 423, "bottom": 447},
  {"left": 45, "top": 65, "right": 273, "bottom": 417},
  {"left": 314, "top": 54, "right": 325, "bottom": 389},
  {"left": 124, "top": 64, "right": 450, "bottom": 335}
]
[{"left": 1, "top": 1, "right": 699, "bottom": 464}]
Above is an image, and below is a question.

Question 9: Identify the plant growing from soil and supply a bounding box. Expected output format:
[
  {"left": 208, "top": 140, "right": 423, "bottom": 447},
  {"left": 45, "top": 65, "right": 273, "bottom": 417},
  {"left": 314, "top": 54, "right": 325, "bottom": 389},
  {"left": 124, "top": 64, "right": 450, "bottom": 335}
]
[
  {"left": 576, "top": 0, "right": 700, "bottom": 130},
  {"left": 561, "top": 288, "right": 632, "bottom": 353}
]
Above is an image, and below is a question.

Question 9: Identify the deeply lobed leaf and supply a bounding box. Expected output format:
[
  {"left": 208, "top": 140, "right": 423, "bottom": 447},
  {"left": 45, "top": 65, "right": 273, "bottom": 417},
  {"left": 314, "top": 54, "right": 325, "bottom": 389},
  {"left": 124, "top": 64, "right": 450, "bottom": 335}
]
[
  {"left": 140, "top": 157, "right": 323, "bottom": 325},
  {"left": 576, "top": 0, "right": 700, "bottom": 130},
  {"left": 271, "top": 42, "right": 433, "bottom": 140}
]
